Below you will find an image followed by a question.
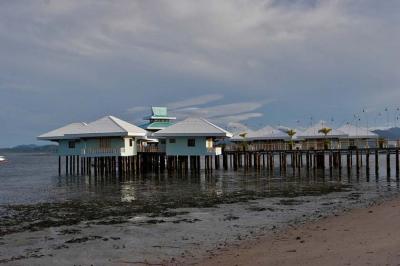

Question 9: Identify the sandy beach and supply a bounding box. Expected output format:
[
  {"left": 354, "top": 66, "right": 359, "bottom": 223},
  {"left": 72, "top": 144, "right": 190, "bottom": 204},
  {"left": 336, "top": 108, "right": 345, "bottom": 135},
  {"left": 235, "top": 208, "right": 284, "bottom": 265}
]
[{"left": 203, "top": 197, "right": 400, "bottom": 266}]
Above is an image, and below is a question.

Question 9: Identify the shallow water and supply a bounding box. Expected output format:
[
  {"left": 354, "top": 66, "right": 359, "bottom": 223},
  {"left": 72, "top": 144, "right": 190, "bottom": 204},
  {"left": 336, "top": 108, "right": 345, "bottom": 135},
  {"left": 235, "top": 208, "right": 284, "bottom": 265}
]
[
  {"left": 1, "top": 152, "right": 400, "bottom": 264},
  {"left": 0, "top": 152, "right": 399, "bottom": 206}
]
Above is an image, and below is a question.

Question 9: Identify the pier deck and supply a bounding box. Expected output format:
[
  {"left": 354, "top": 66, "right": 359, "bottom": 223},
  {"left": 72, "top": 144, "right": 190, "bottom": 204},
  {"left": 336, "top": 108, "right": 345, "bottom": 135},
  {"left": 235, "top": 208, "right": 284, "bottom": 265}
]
[{"left": 57, "top": 147, "right": 400, "bottom": 179}]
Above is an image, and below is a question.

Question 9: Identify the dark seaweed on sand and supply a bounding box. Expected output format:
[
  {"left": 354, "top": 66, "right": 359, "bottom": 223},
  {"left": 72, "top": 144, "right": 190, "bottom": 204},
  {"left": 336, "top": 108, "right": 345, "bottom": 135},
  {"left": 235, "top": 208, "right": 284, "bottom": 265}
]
[{"left": 0, "top": 185, "right": 346, "bottom": 236}]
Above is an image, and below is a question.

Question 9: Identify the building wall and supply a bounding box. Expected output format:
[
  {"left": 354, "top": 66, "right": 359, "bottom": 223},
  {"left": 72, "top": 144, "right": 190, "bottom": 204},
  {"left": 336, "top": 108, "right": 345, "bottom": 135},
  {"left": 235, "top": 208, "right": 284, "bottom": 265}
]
[
  {"left": 58, "top": 139, "right": 83, "bottom": 156},
  {"left": 58, "top": 137, "right": 137, "bottom": 157},
  {"left": 165, "top": 136, "right": 218, "bottom": 156}
]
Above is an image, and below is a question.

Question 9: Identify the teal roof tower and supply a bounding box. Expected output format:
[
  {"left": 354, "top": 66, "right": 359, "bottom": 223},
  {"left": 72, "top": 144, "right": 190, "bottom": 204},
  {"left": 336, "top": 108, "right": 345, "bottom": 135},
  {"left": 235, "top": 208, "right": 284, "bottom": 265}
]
[{"left": 141, "top": 107, "right": 176, "bottom": 132}]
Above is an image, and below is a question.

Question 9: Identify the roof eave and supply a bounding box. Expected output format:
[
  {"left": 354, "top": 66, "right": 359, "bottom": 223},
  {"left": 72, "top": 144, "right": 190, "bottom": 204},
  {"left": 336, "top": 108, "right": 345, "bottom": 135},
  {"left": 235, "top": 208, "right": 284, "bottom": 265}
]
[
  {"left": 154, "top": 133, "right": 232, "bottom": 137},
  {"left": 64, "top": 132, "right": 127, "bottom": 138}
]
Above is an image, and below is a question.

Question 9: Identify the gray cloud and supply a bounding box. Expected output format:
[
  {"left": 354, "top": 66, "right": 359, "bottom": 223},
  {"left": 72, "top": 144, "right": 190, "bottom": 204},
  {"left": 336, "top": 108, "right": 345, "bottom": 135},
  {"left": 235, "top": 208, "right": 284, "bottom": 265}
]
[
  {"left": 166, "top": 94, "right": 223, "bottom": 110},
  {"left": 0, "top": 0, "right": 399, "bottom": 146},
  {"left": 126, "top": 94, "right": 267, "bottom": 126},
  {"left": 170, "top": 102, "right": 264, "bottom": 118}
]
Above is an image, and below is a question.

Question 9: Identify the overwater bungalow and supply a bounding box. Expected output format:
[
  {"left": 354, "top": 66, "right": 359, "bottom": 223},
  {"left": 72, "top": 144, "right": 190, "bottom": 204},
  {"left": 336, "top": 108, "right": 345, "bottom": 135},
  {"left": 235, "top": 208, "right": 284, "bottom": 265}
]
[
  {"left": 337, "top": 123, "right": 379, "bottom": 148},
  {"left": 297, "top": 121, "right": 348, "bottom": 150},
  {"left": 228, "top": 125, "right": 302, "bottom": 151},
  {"left": 245, "top": 126, "right": 291, "bottom": 151},
  {"left": 38, "top": 116, "right": 147, "bottom": 157},
  {"left": 153, "top": 117, "right": 233, "bottom": 156},
  {"left": 140, "top": 106, "right": 176, "bottom": 132},
  {"left": 138, "top": 107, "right": 176, "bottom": 152}
]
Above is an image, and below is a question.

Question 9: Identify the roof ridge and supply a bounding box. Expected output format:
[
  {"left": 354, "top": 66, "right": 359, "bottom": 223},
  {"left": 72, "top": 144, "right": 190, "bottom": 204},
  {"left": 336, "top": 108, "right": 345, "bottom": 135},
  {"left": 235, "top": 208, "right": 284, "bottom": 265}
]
[
  {"left": 107, "top": 116, "right": 128, "bottom": 133},
  {"left": 199, "top": 118, "right": 229, "bottom": 134}
]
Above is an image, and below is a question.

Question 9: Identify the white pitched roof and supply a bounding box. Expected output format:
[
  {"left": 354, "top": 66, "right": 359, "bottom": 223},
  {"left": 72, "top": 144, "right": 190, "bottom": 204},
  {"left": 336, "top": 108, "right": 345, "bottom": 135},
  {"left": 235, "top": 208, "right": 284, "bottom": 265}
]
[
  {"left": 230, "top": 128, "right": 257, "bottom": 141},
  {"left": 277, "top": 126, "right": 305, "bottom": 140},
  {"left": 37, "top": 122, "right": 88, "bottom": 140},
  {"left": 38, "top": 116, "right": 146, "bottom": 140},
  {"left": 337, "top": 124, "right": 378, "bottom": 139},
  {"left": 247, "top": 125, "right": 291, "bottom": 141},
  {"left": 153, "top": 117, "right": 233, "bottom": 137},
  {"left": 297, "top": 120, "right": 348, "bottom": 139},
  {"left": 66, "top": 116, "right": 146, "bottom": 137}
]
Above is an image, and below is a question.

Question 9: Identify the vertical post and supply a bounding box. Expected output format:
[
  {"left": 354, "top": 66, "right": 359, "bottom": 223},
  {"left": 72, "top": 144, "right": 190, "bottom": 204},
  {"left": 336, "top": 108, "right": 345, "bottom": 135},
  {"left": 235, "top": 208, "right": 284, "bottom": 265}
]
[
  {"left": 313, "top": 152, "right": 317, "bottom": 171},
  {"left": 347, "top": 152, "right": 351, "bottom": 172},
  {"left": 338, "top": 151, "right": 342, "bottom": 178},
  {"left": 86, "top": 158, "right": 90, "bottom": 176},
  {"left": 375, "top": 150, "right": 379, "bottom": 178},
  {"left": 387, "top": 151, "right": 391, "bottom": 179},
  {"left": 356, "top": 150, "right": 360, "bottom": 175},
  {"left": 291, "top": 152, "right": 295, "bottom": 172},
  {"left": 77, "top": 155, "right": 80, "bottom": 175},
  {"left": 70, "top": 156, "right": 73, "bottom": 175},
  {"left": 197, "top": 156, "right": 200, "bottom": 171},
  {"left": 94, "top": 157, "right": 98, "bottom": 178},
  {"left": 80, "top": 157, "right": 84, "bottom": 175},
  {"left": 396, "top": 149, "right": 399, "bottom": 179},
  {"left": 215, "top": 155, "right": 219, "bottom": 170},
  {"left": 366, "top": 150, "right": 370, "bottom": 180},
  {"left": 58, "top": 156, "right": 61, "bottom": 176},
  {"left": 270, "top": 153, "right": 274, "bottom": 170}
]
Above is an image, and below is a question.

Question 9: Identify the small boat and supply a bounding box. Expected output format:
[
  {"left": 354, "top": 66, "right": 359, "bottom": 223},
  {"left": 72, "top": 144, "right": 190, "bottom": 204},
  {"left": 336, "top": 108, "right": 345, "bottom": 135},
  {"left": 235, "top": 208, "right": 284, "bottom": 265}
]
[{"left": 0, "top": 156, "right": 7, "bottom": 163}]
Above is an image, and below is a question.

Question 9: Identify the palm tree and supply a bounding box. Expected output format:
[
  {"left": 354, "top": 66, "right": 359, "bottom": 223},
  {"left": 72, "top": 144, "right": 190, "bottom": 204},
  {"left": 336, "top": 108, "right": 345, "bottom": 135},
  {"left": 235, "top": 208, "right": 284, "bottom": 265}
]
[
  {"left": 239, "top": 132, "right": 248, "bottom": 151},
  {"left": 286, "top": 129, "right": 296, "bottom": 150},
  {"left": 318, "top": 127, "right": 332, "bottom": 136},
  {"left": 318, "top": 127, "right": 332, "bottom": 149}
]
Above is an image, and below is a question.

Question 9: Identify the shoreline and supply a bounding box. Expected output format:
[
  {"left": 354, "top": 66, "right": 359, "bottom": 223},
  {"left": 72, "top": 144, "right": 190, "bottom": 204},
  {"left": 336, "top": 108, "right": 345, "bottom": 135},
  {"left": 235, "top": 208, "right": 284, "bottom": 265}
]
[
  {"left": 202, "top": 196, "right": 400, "bottom": 266},
  {"left": 0, "top": 179, "right": 399, "bottom": 265}
]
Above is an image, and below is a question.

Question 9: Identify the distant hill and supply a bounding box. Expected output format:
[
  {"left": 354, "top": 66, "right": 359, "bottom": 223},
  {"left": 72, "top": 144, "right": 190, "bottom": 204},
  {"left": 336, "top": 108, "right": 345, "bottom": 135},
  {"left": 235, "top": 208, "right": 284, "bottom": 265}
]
[
  {"left": 0, "top": 144, "right": 58, "bottom": 153},
  {"left": 373, "top": 127, "right": 400, "bottom": 140}
]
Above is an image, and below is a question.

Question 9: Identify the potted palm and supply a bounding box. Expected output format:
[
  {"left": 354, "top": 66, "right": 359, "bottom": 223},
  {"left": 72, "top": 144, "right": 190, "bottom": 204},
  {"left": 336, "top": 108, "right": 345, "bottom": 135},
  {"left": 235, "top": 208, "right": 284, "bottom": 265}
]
[
  {"left": 286, "top": 129, "right": 296, "bottom": 150},
  {"left": 239, "top": 132, "right": 248, "bottom": 151},
  {"left": 318, "top": 127, "right": 332, "bottom": 149},
  {"left": 378, "top": 137, "right": 385, "bottom": 149}
]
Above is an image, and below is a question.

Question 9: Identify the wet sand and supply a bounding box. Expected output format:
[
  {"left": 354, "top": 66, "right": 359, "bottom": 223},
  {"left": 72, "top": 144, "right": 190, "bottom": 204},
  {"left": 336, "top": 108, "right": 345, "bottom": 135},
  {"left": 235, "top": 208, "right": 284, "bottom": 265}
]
[
  {"left": 203, "top": 197, "right": 400, "bottom": 266},
  {"left": 2, "top": 189, "right": 389, "bottom": 265}
]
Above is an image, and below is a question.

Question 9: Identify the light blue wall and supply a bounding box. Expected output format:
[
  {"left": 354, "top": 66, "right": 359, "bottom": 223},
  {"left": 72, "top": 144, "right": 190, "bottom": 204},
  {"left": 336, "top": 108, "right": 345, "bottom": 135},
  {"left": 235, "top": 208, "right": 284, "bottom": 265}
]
[
  {"left": 58, "top": 139, "right": 83, "bottom": 156},
  {"left": 165, "top": 136, "right": 211, "bottom": 156},
  {"left": 57, "top": 137, "right": 137, "bottom": 156}
]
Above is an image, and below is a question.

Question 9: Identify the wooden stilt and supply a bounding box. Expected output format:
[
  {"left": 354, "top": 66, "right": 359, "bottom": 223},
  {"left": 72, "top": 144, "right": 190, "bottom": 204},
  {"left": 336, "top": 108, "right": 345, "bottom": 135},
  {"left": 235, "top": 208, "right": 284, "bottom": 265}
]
[
  {"left": 58, "top": 156, "right": 61, "bottom": 176},
  {"left": 387, "top": 151, "right": 391, "bottom": 179},
  {"left": 375, "top": 150, "right": 379, "bottom": 178},
  {"left": 396, "top": 149, "right": 399, "bottom": 179}
]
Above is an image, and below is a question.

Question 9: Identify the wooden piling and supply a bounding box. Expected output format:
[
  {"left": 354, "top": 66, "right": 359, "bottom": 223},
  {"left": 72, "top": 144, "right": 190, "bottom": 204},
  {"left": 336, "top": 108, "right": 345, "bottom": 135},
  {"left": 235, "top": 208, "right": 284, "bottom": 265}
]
[
  {"left": 58, "top": 156, "right": 61, "bottom": 176},
  {"left": 375, "top": 150, "right": 379, "bottom": 177},
  {"left": 396, "top": 149, "right": 399, "bottom": 179},
  {"left": 387, "top": 151, "right": 391, "bottom": 179}
]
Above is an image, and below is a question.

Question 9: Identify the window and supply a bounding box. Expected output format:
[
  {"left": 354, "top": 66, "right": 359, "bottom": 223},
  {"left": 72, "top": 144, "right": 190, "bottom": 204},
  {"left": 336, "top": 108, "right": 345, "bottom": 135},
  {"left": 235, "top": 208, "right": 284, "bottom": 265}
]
[
  {"left": 188, "top": 138, "right": 196, "bottom": 147},
  {"left": 68, "top": 141, "right": 75, "bottom": 149},
  {"left": 129, "top": 139, "right": 133, "bottom": 147},
  {"left": 99, "top": 138, "right": 111, "bottom": 148},
  {"left": 206, "top": 138, "right": 213, "bottom": 148},
  {"left": 169, "top": 138, "right": 176, "bottom": 144},
  {"left": 160, "top": 139, "right": 166, "bottom": 144}
]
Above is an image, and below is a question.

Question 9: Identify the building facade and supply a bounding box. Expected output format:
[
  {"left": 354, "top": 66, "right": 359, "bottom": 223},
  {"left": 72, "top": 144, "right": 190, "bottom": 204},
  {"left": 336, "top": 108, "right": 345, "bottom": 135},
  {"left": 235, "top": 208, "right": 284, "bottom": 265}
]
[{"left": 153, "top": 118, "right": 232, "bottom": 156}]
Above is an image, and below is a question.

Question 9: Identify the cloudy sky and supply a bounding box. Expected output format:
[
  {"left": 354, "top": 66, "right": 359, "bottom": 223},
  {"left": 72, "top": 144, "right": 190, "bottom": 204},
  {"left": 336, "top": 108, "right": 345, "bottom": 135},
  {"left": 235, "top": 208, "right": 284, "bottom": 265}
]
[{"left": 0, "top": 0, "right": 399, "bottom": 147}]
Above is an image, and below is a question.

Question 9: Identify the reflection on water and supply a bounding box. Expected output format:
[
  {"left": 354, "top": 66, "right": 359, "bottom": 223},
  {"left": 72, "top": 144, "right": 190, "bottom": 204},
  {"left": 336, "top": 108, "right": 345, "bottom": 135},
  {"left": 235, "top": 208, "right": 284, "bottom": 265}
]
[{"left": 0, "top": 152, "right": 399, "bottom": 205}]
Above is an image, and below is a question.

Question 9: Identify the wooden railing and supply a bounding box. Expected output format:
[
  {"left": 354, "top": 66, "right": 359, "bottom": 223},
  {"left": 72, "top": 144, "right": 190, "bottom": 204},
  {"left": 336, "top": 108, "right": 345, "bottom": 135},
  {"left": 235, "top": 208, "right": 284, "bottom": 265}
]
[
  {"left": 81, "top": 147, "right": 123, "bottom": 155},
  {"left": 138, "top": 146, "right": 162, "bottom": 153},
  {"left": 224, "top": 139, "right": 389, "bottom": 152},
  {"left": 224, "top": 142, "right": 290, "bottom": 152},
  {"left": 207, "top": 147, "right": 222, "bottom": 154}
]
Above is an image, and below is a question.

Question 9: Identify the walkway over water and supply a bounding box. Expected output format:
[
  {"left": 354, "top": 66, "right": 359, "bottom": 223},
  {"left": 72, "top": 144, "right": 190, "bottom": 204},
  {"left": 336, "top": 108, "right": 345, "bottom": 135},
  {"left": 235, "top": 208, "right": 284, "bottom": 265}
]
[{"left": 57, "top": 148, "right": 400, "bottom": 180}]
